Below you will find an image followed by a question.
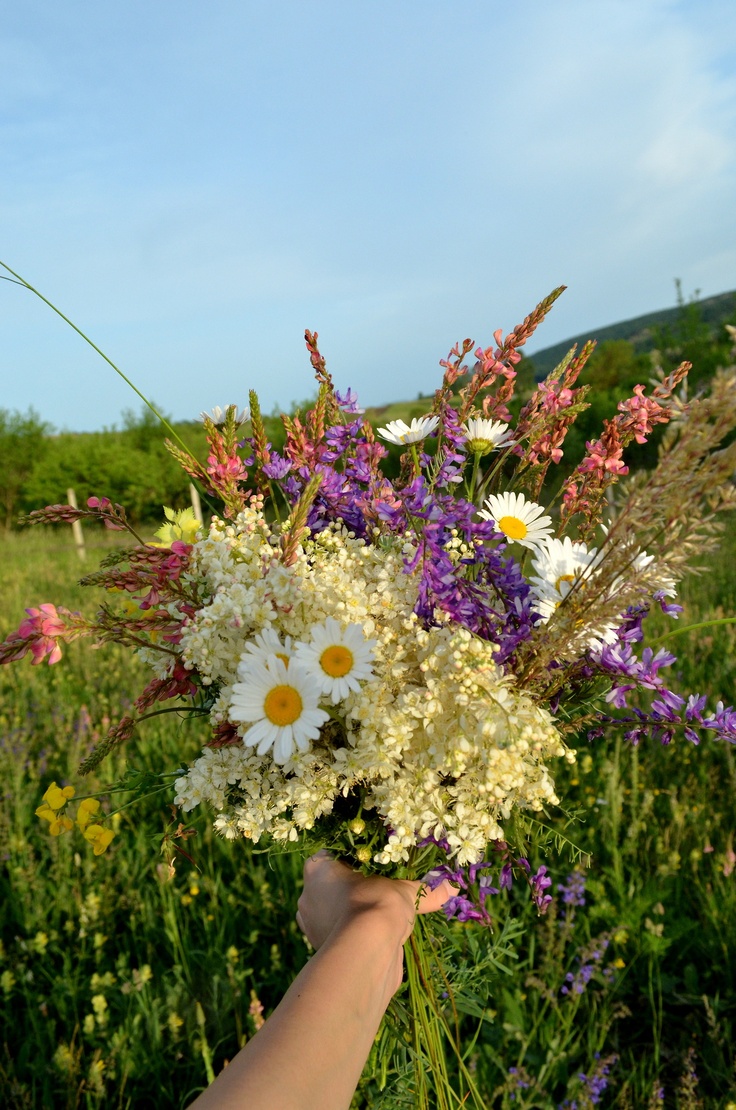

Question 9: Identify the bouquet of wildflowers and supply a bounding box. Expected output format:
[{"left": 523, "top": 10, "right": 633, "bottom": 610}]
[{"left": 3, "top": 285, "right": 736, "bottom": 1106}]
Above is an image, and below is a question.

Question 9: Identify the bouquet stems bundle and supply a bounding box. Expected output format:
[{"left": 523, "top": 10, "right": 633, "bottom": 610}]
[{"left": 3, "top": 272, "right": 736, "bottom": 1104}]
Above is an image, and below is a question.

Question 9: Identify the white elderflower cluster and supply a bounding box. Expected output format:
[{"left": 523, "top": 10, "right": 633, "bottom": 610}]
[{"left": 173, "top": 506, "right": 569, "bottom": 865}]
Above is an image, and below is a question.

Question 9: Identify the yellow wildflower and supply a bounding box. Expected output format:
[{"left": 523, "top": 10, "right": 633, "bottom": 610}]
[
  {"left": 226, "top": 946, "right": 239, "bottom": 965},
  {"left": 53, "top": 1042, "right": 77, "bottom": 1077},
  {"left": 41, "top": 782, "right": 75, "bottom": 811},
  {"left": 91, "top": 994, "right": 108, "bottom": 1025},
  {"left": 93, "top": 933, "right": 107, "bottom": 950},
  {"left": 132, "top": 965, "right": 153, "bottom": 989},
  {"left": 83, "top": 1014, "right": 96, "bottom": 1035},
  {"left": 167, "top": 1012, "right": 184, "bottom": 1036},
  {"left": 91, "top": 972, "right": 116, "bottom": 990},
  {"left": 612, "top": 957, "right": 626, "bottom": 969},
  {"left": 153, "top": 507, "right": 201, "bottom": 547},
  {"left": 37, "top": 807, "right": 74, "bottom": 836},
  {"left": 83, "top": 825, "right": 115, "bottom": 855},
  {"left": 30, "top": 932, "right": 49, "bottom": 955},
  {"left": 79, "top": 892, "right": 102, "bottom": 929},
  {"left": 88, "top": 1056, "right": 106, "bottom": 1094},
  {"left": 76, "top": 798, "right": 101, "bottom": 831},
  {"left": 1, "top": 970, "right": 15, "bottom": 995}
]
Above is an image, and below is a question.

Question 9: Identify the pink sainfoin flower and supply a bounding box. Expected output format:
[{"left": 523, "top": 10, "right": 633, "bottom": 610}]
[
  {"left": 1, "top": 603, "right": 68, "bottom": 665},
  {"left": 207, "top": 452, "right": 247, "bottom": 484},
  {"left": 512, "top": 342, "right": 593, "bottom": 497},
  {"left": 577, "top": 422, "right": 629, "bottom": 477},
  {"left": 561, "top": 365, "right": 691, "bottom": 535},
  {"left": 618, "top": 384, "right": 669, "bottom": 443}
]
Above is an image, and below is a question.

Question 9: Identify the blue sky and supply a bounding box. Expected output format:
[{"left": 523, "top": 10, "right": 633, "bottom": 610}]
[{"left": 2, "top": 0, "right": 735, "bottom": 430}]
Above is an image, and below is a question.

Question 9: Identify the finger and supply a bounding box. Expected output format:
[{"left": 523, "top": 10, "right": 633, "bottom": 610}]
[{"left": 417, "top": 879, "right": 457, "bottom": 914}]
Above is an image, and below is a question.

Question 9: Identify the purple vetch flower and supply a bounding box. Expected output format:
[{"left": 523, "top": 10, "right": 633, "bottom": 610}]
[
  {"left": 422, "top": 847, "right": 510, "bottom": 923},
  {"left": 441, "top": 894, "right": 489, "bottom": 923},
  {"left": 344, "top": 441, "right": 384, "bottom": 483},
  {"left": 654, "top": 590, "right": 683, "bottom": 618},
  {"left": 559, "top": 1053, "right": 617, "bottom": 1107},
  {"left": 262, "top": 451, "right": 292, "bottom": 480},
  {"left": 323, "top": 418, "right": 366, "bottom": 462},
  {"left": 334, "top": 387, "right": 365, "bottom": 414},
  {"left": 557, "top": 869, "right": 586, "bottom": 908},
  {"left": 508, "top": 1066, "right": 531, "bottom": 1091},
  {"left": 417, "top": 832, "right": 452, "bottom": 855},
  {"left": 423, "top": 865, "right": 466, "bottom": 892},
  {"left": 702, "top": 700, "right": 736, "bottom": 743},
  {"left": 561, "top": 934, "right": 612, "bottom": 996},
  {"left": 529, "top": 865, "right": 553, "bottom": 913},
  {"left": 301, "top": 463, "right": 371, "bottom": 538}
]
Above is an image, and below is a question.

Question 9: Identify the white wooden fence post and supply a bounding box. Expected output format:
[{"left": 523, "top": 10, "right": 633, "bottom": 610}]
[{"left": 66, "top": 488, "right": 87, "bottom": 561}]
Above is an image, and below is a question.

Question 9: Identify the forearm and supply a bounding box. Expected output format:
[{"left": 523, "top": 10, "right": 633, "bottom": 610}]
[{"left": 188, "top": 905, "right": 407, "bottom": 1110}]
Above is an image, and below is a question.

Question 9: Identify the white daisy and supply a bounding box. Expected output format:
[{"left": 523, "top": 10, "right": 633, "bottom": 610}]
[
  {"left": 294, "top": 617, "right": 376, "bottom": 703},
  {"left": 228, "top": 657, "right": 329, "bottom": 765},
  {"left": 377, "top": 415, "right": 439, "bottom": 446},
  {"left": 478, "top": 491, "right": 553, "bottom": 550},
  {"left": 237, "top": 629, "right": 293, "bottom": 678},
  {"left": 200, "top": 405, "right": 249, "bottom": 427},
  {"left": 528, "top": 536, "right": 602, "bottom": 620},
  {"left": 461, "top": 418, "right": 515, "bottom": 456}
]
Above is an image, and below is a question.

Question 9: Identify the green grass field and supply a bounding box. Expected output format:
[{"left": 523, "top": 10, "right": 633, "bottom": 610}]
[{"left": 1, "top": 522, "right": 736, "bottom": 1109}]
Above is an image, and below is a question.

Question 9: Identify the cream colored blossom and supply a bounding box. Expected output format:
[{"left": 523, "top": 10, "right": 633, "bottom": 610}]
[{"left": 174, "top": 512, "right": 569, "bottom": 864}]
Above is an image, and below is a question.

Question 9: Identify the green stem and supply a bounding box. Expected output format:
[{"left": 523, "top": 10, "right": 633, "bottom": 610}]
[
  {"left": 649, "top": 615, "right": 736, "bottom": 644},
  {"left": 107, "top": 782, "right": 173, "bottom": 818},
  {"left": 469, "top": 451, "right": 481, "bottom": 504},
  {"left": 0, "top": 259, "right": 198, "bottom": 464},
  {"left": 405, "top": 920, "right": 489, "bottom": 1109}
]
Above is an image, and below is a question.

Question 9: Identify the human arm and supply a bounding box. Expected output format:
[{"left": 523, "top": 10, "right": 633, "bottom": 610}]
[{"left": 187, "top": 853, "right": 454, "bottom": 1110}]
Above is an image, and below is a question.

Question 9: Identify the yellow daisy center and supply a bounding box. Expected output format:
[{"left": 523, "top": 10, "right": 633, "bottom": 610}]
[
  {"left": 555, "top": 572, "right": 576, "bottom": 594},
  {"left": 320, "top": 645, "right": 354, "bottom": 678},
  {"left": 264, "top": 685, "right": 303, "bottom": 726},
  {"left": 466, "top": 437, "right": 494, "bottom": 457},
  {"left": 498, "top": 515, "right": 528, "bottom": 541}
]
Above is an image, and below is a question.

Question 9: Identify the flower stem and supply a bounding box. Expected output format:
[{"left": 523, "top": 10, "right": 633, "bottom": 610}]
[
  {"left": 404, "top": 918, "right": 488, "bottom": 1109},
  {"left": 650, "top": 615, "right": 736, "bottom": 644},
  {"left": 0, "top": 259, "right": 198, "bottom": 464}
]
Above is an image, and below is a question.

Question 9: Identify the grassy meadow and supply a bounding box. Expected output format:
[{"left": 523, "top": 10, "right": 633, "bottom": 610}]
[{"left": 1, "top": 521, "right": 736, "bottom": 1109}]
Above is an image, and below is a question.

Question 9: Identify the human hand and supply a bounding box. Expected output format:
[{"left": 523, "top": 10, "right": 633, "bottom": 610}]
[{"left": 296, "top": 851, "right": 456, "bottom": 952}]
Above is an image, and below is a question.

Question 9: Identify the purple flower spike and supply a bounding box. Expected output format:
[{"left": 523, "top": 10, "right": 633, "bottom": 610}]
[
  {"left": 557, "top": 869, "right": 586, "bottom": 908},
  {"left": 529, "top": 865, "right": 553, "bottom": 913}
]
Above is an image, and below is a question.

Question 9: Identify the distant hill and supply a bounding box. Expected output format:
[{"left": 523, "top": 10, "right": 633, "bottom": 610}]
[{"left": 526, "top": 288, "right": 736, "bottom": 379}]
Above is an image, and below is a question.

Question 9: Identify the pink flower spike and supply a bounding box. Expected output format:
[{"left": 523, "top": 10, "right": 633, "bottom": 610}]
[{"left": 0, "top": 602, "right": 73, "bottom": 667}]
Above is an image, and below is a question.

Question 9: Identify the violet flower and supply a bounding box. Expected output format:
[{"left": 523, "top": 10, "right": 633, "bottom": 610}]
[{"left": 334, "top": 388, "right": 364, "bottom": 414}]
